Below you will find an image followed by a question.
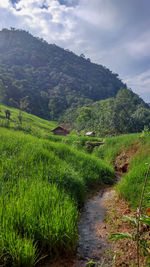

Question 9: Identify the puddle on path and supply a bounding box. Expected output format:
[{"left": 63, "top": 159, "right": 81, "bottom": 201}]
[{"left": 73, "top": 187, "right": 115, "bottom": 266}]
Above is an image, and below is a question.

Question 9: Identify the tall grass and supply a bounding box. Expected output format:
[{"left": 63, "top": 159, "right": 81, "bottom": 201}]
[
  {"left": 93, "top": 133, "right": 140, "bottom": 165},
  {"left": 0, "top": 127, "right": 114, "bottom": 266},
  {"left": 0, "top": 104, "right": 57, "bottom": 138},
  {"left": 43, "top": 141, "right": 114, "bottom": 186},
  {"left": 116, "top": 143, "right": 150, "bottom": 208},
  {"left": 0, "top": 181, "right": 78, "bottom": 266},
  {"left": 94, "top": 132, "right": 150, "bottom": 209}
]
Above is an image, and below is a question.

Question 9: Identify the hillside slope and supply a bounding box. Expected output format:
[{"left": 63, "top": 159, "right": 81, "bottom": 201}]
[
  {"left": 0, "top": 28, "right": 126, "bottom": 119},
  {"left": 0, "top": 106, "right": 114, "bottom": 266},
  {"left": 0, "top": 104, "right": 57, "bottom": 138}
]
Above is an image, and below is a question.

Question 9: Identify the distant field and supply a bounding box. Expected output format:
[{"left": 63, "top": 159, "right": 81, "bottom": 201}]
[
  {"left": 0, "top": 104, "right": 101, "bottom": 145},
  {"left": 0, "top": 104, "right": 57, "bottom": 138},
  {"left": 0, "top": 106, "right": 114, "bottom": 267}
]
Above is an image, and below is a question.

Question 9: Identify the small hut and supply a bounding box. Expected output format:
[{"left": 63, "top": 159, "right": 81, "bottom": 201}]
[
  {"left": 51, "top": 126, "right": 70, "bottom": 136},
  {"left": 85, "top": 131, "right": 95, "bottom": 137}
]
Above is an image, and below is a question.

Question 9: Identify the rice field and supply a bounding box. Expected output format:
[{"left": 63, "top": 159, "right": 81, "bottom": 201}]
[{"left": 0, "top": 107, "right": 114, "bottom": 266}]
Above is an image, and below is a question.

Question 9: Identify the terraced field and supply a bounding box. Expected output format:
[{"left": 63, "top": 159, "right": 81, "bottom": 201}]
[{"left": 0, "top": 106, "right": 114, "bottom": 266}]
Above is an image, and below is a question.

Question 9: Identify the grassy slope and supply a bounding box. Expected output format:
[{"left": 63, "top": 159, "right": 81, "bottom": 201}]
[
  {"left": 94, "top": 133, "right": 150, "bottom": 208},
  {"left": 0, "top": 104, "right": 57, "bottom": 138},
  {"left": 93, "top": 133, "right": 140, "bottom": 166},
  {"left": 0, "top": 106, "right": 114, "bottom": 266}
]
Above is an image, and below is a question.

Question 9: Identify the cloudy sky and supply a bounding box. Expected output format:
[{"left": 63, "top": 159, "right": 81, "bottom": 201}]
[{"left": 0, "top": 0, "right": 150, "bottom": 102}]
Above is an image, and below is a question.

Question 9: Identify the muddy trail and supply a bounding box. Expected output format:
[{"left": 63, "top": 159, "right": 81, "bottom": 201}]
[
  {"left": 39, "top": 185, "right": 116, "bottom": 267},
  {"left": 73, "top": 187, "right": 115, "bottom": 267}
]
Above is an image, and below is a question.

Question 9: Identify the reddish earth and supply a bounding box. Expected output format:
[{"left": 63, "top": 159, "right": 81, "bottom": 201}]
[
  {"left": 104, "top": 193, "right": 148, "bottom": 267},
  {"left": 115, "top": 143, "right": 140, "bottom": 173}
]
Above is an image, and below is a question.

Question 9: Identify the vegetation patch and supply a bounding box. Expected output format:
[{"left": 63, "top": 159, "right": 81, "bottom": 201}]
[
  {"left": 105, "top": 194, "right": 144, "bottom": 267},
  {"left": 0, "top": 116, "right": 114, "bottom": 267},
  {"left": 94, "top": 132, "right": 150, "bottom": 209}
]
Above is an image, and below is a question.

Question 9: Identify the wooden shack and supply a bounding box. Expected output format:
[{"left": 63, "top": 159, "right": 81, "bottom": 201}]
[
  {"left": 85, "top": 131, "right": 95, "bottom": 137},
  {"left": 51, "top": 126, "right": 70, "bottom": 136}
]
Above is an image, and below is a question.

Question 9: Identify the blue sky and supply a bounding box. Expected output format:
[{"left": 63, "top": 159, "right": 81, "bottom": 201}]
[{"left": 0, "top": 0, "right": 150, "bottom": 102}]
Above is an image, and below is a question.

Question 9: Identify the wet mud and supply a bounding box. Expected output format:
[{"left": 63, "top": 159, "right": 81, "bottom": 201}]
[{"left": 73, "top": 187, "right": 115, "bottom": 266}]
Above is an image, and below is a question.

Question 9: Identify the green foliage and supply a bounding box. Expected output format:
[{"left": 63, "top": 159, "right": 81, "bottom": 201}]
[
  {"left": 110, "top": 164, "right": 150, "bottom": 265},
  {"left": 116, "top": 156, "right": 150, "bottom": 208},
  {"left": 65, "top": 89, "right": 150, "bottom": 136},
  {"left": 0, "top": 28, "right": 126, "bottom": 120},
  {"left": 0, "top": 29, "right": 149, "bottom": 135},
  {"left": 93, "top": 133, "right": 139, "bottom": 165},
  {"left": 0, "top": 181, "right": 78, "bottom": 266},
  {"left": 140, "top": 126, "right": 150, "bottom": 144},
  {"left": 76, "top": 107, "right": 92, "bottom": 131},
  {"left": 0, "top": 109, "right": 114, "bottom": 266},
  {"left": 122, "top": 215, "right": 137, "bottom": 226},
  {"left": 0, "top": 104, "right": 57, "bottom": 138},
  {"left": 0, "top": 79, "right": 6, "bottom": 103},
  {"left": 110, "top": 232, "right": 133, "bottom": 241},
  {"left": 42, "top": 141, "right": 114, "bottom": 186},
  {"left": 110, "top": 214, "right": 150, "bottom": 263},
  {"left": 94, "top": 131, "right": 150, "bottom": 209}
]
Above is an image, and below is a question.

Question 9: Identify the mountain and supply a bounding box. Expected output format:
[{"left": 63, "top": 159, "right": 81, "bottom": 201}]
[{"left": 0, "top": 28, "right": 126, "bottom": 120}]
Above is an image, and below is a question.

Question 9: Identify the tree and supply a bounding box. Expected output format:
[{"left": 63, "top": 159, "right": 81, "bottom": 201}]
[
  {"left": 18, "top": 96, "right": 30, "bottom": 124},
  {"left": 0, "top": 79, "right": 6, "bottom": 104},
  {"left": 76, "top": 107, "right": 92, "bottom": 131}
]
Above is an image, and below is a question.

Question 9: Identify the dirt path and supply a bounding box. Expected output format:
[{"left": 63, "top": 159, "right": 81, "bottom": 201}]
[{"left": 72, "top": 187, "right": 115, "bottom": 266}]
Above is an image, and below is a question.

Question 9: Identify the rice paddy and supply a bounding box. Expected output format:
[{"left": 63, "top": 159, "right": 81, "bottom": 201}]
[{"left": 0, "top": 106, "right": 114, "bottom": 266}]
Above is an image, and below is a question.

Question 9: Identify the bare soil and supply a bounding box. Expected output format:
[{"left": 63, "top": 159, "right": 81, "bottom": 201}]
[{"left": 115, "top": 143, "right": 140, "bottom": 173}]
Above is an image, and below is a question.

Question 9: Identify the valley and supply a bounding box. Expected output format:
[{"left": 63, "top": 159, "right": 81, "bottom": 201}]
[
  {"left": 0, "top": 29, "right": 150, "bottom": 267},
  {"left": 0, "top": 105, "right": 150, "bottom": 266}
]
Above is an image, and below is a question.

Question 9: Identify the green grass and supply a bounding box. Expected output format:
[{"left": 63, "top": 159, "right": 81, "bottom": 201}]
[
  {"left": 93, "top": 133, "right": 140, "bottom": 165},
  {"left": 94, "top": 133, "right": 150, "bottom": 209},
  {"left": 0, "top": 105, "right": 102, "bottom": 148},
  {"left": 43, "top": 141, "right": 114, "bottom": 186},
  {"left": 2, "top": 104, "right": 150, "bottom": 265},
  {"left": 116, "top": 139, "right": 150, "bottom": 208},
  {"left": 0, "top": 104, "right": 57, "bottom": 138},
  {"left": 0, "top": 181, "right": 78, "bottom": 267},
  {"left": 0, "top": 116, "right": 114, "bottom": 266}
]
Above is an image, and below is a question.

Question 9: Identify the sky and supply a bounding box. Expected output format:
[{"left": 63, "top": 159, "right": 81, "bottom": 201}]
[{"left": 0, "top": 0, "right": 150, "bottom": 102}]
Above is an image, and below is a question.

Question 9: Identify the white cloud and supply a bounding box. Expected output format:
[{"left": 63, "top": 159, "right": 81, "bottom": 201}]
[
  {"left": 0, "top": 0, "right": 10, "bottom": 8},
  {"left": 124, "top": 70, "right": 150, "bottom": 102},
  {"left": 76, "top": 0, "right": 118, "bottom": 30},
  {"left": 125, "top": 31, "right": 150, "bottom": 58},
  {"left": 0, "top": 0, "right": 150, "bottom": 101}
]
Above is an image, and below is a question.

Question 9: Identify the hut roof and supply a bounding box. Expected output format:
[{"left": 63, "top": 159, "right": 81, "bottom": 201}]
[
  {"left": 86, "top": 131, "right": 94, "bottom": 135},
  {"left": 51, "top": 126, "right": 70, "bottom": 133}
]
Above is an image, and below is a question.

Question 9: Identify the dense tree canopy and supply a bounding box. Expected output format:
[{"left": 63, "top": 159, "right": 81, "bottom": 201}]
[
  {"left": 0, "top": 28, "right": 126, "bottom": 119},
  {"left": 63, "top": 89, "right": 150, "bottom": 136},
  {"left": 0, "top": 29, "right": 149, "bottom": 135}
]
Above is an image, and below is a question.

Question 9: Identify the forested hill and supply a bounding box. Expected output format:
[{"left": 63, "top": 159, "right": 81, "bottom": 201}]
[{"left": 0, "top": 28, "right": 126, "bottom": 119}]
